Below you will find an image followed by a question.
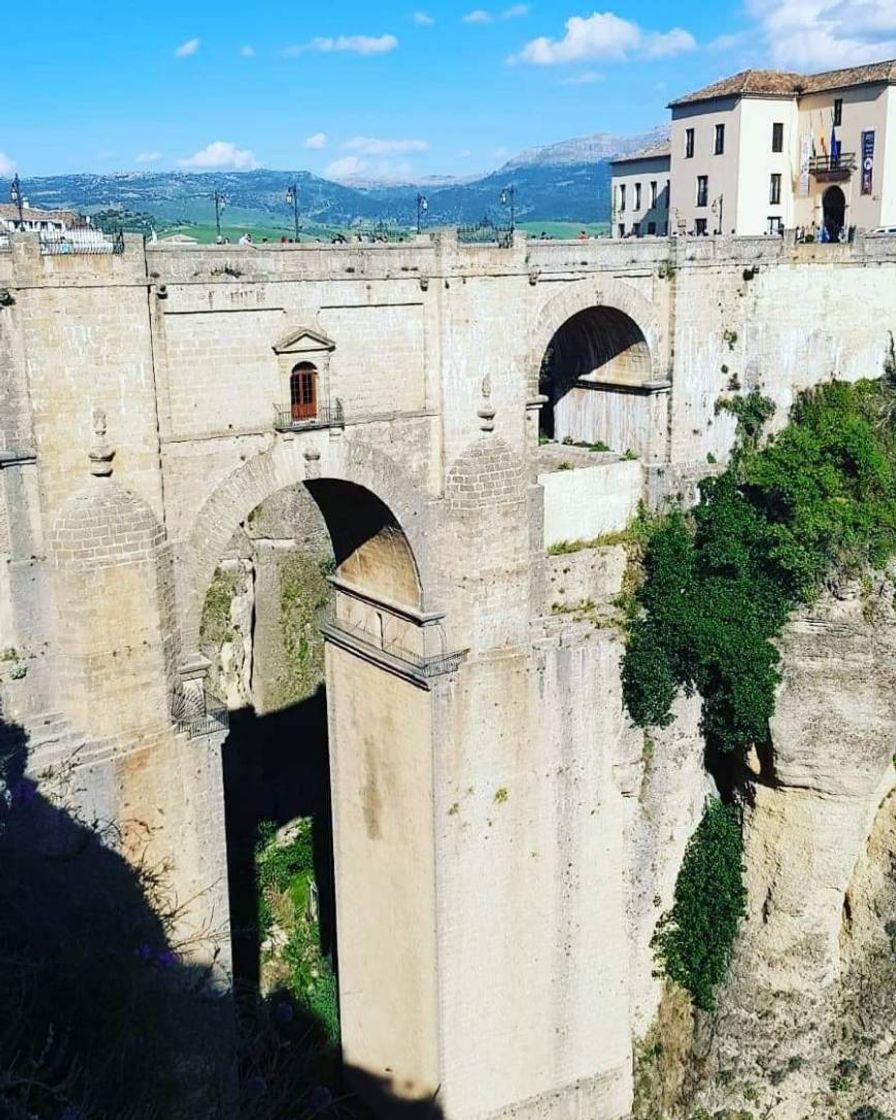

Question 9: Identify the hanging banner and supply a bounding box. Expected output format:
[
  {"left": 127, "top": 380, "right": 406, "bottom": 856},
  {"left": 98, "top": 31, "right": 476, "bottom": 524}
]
[
  {"left": 861, "top": 130, "right": 875, "bottom": 195},
  {"left": 799, "top": 132, "right": 811, "bottom": 196}
]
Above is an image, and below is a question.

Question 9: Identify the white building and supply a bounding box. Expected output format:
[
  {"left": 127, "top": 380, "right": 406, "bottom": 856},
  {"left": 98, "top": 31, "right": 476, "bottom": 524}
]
[
  {"left": 611, "top": 59, "right": 896, "bottom": 238},
  {"left": 608, "top": 141, "right": 671, "bottom": 238},
  {"left": 0, "top": 203, "right": 79, "bottom": 235}
]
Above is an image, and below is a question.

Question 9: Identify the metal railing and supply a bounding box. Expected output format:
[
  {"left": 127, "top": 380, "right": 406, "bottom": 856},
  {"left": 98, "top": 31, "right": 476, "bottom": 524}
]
[
  {"left": 809, "top": 153, "right": 857, "bottom": 175},
  {"left": 318, "top": 603, "right": 466, "bottom": 679},
  {"left": 39, "top": 231, "right": 125, "bottom": 255},
  {"left": 172, "top": 690, "right": 229, "bottom": 739},
  {"left": 273, "top": 400, "right": 345, "bottom": 432},
  {"left": 457, "top": 217, "right": 514, "bottom": 247}
]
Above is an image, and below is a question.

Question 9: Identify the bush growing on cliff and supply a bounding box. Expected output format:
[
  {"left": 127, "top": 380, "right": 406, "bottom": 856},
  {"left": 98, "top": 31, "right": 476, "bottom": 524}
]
[
  {"left": 623, "top": 381, "right": 896, "bottom": 756},
  {"left": 653, "top": 799, "right": 746, "bottom": 1010}
]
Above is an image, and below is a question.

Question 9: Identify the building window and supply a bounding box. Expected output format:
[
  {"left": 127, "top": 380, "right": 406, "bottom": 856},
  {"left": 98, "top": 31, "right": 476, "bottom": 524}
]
[
  {"left": 695, "top": 218, "right": 708, "bottom": 235},
  {"left": 618, "top": 224, "right": 625, "bottom": 238},
  {"left": 635, "top": 182, "right": 642, "bottom": 210},
  {"left": 619, "top": 184, "right": 626, "bottom": 211},
  {"left": 714, "top": 123, "right": 725, "bottom": 155},
  {"left": 665, "top": 180, "right": 670, "bottom": 207},
  {"left": 834, "top": 98, "right": 843, "bottom": 126},
  {"left": 290, "top": 362, "right": 318, "bottom": 422},
  {"left": 633, "top": 222, "right": 641, "bottom": 237},
  {"left": 696, "top": 176, "right": 709, "bottom": 207},
  {"left": 767, "top": 216, "right": 783, "bottom": 235},
  {"left": 685, "top": 128, "right": 695, "bottom": 158},
  {"left": 650, "top": 181, "right": 658, "bottom": 208},
  {"left": 772, "top": 122, "right": 784, "bottom": 152},
  {"left": 769, "top": 173, "right": 782, "bottom": 205},
  {"left": 647, "top": 221, "right": 657, "bottom": 235}
]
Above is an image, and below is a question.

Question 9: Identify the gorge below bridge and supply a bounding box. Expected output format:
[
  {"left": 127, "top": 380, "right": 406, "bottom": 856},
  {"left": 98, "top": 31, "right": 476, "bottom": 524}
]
[{"left": 1, "top": 229, "right": 896, "bottom": 1120}]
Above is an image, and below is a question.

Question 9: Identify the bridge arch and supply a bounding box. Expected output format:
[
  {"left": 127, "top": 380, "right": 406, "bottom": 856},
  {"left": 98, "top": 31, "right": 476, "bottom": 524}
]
[
  {"left": 528, "top": 277, "right": 663, "bottom": 396},
  {"left": 179, "top": 437, "right": 443, "bottom": 1107},
  {"left": 178, "top": 437, "right": 428, "bottom": 661},
  {"left": 530, "top": 279, "right": 668, "bottom": 458}
]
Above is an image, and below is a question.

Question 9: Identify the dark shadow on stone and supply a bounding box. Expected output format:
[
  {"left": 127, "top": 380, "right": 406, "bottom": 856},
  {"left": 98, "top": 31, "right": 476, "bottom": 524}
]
[
  {"left": 0, "top": 712, "right": 233, "bottom": 1120},
  {"left": 222, "top": 685, "right": 336, "bottom": 989},
  {"left": 0, "top": 709, "right": 439, "bottom": 1120}
]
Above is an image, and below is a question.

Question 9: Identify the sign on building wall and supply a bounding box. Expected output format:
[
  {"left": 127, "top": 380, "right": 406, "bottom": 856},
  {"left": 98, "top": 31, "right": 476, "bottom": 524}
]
[
  {"left": 861, "top": 130, "right": 875, "bottom": 195},
  {"left": 799, "top": 133, "right": 811, "bottom": 196}
]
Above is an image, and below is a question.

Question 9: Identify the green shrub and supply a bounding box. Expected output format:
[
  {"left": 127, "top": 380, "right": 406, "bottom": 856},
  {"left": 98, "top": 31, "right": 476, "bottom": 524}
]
[
  {"left": 623, "top": 378, "right": 896, "bottom": 757},
  {"left": 652, "top": 799, "right": 746, "bottom": 1010}
]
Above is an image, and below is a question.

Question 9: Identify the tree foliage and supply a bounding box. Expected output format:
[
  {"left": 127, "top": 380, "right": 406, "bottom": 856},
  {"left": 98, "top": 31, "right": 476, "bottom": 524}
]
[{"left": 623, "top": 381, "right": 896, "bottom": 756}]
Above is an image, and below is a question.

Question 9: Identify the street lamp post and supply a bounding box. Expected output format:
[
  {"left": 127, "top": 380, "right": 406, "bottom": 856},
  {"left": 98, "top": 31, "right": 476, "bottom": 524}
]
[
  {"left": 500, "top": 185, "right": 516, "bottom": 233},
  {"left": 285, "top": 183, "right": 300, "bottom": 241},
  {"left": 214, "top": 190, "right": 226, "bottom": 241},
  {"left": 416, "top": 192, "right": 428, "bottom": 234},
  {"left": 9, "top": 174, "right": 24, "bottom": 229}
]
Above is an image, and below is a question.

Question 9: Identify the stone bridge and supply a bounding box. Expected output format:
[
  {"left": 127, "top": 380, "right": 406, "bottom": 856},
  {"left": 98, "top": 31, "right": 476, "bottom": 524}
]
[{"left": 1, "top": 229, "right": 895, "bottom": 1120}]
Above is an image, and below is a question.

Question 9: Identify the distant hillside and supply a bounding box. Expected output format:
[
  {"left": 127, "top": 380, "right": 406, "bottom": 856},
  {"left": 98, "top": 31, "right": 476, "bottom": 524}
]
[{"left": 6, "top": 127, "right": 666, "bottom": 231}]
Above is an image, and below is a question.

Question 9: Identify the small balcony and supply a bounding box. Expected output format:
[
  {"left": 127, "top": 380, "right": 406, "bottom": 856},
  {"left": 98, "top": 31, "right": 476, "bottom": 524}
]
[
  {"left": 172, "top": 690, "right": 229, "bottom": 740},
  {"left": 809, "top": 153, "right": 856, "bottom": 181},
  {"left": 273, "top": 400, "right": 345, "bottom": 433}
]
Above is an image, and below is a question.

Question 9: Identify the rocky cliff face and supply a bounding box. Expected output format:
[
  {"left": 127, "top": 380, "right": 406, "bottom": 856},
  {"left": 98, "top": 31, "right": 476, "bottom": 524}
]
[{"left": 686, "top": 580, "right": 896, "bottom": 1120}]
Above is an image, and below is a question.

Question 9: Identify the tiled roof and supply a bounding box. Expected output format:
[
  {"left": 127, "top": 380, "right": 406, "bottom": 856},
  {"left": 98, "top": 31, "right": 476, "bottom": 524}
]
[
  {"left": 610, "top": 139, "right": 671, "bottom": 165},
  {"left": 669, "top": 59, "right": 896, "bottom": 107}
]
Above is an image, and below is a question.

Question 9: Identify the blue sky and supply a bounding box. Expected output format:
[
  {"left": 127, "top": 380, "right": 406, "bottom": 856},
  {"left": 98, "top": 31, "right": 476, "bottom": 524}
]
[{"left": 3, "top": 0, "right": 896, "bottom": 180}]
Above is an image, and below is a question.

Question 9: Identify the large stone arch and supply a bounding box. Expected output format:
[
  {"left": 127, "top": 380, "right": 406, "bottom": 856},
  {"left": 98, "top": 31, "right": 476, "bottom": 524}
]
[
  {"left": 527, "top": 276, "right": 665, "bottom": 396},
  {"left": 177, "top": 435, "right": 430, "bottom": 661}
]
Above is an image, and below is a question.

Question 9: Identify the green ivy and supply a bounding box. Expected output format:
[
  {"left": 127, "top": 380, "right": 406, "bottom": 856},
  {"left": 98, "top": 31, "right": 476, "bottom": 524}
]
[{"left": 652, "top": 799, "right": 746, "bottom": 1010}]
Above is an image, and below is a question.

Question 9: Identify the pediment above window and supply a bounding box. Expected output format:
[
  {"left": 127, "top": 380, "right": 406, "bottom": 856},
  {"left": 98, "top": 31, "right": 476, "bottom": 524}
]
[{"left": 272, "top": 327, "right": 336, "bottom": 356}]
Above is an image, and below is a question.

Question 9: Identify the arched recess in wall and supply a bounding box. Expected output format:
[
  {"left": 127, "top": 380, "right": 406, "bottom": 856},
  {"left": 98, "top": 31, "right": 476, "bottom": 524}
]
[
  {"left": 178, "top": 440, "right": 427, "bottom": 662},
  {"left": 531, "top": 281, "right": 668, "bottom": 459}
]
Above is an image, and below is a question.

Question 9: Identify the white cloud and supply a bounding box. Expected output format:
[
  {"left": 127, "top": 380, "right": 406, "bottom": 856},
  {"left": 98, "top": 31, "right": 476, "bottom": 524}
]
[
  {"left": 0, "top": 153, "right": 17, "bottom": 176},
  {"left": 305, "top": 132, "right": 328, "bottom": 149},
  {"left": 283, "top": 34, "right": 398, "bottom": 56},
  {"left": 463, "top": 9, "right": 494, "bottom": 22},
  {"left": 463, "top": 5, "right": 528, "bottom": 21},
  {"left": 503, "top": 3, "right": 530, "bottom": 16},
  {"left": 513, "top": 11, "right": 695, "bottom": 63},
  {"left": 180, "top": 141, "right": 259, "bottom": 170},
  {"left": 644, "top": 27, "right": 697, "bottom": 57},
  {"left": 560, "top": 69, "right": 604, "bottom": 84},
  {"left": 745, "top": 0, "right": 896, "bottom": 69},
  {"left": 326, "top": 155, "right": 367, "bottom": 178},
  {"left": 413, "top": 10, "right": 436, "bottom": 24},
  {"left": 136, "top": 151, "right": 162, "bottom": 163},
  {"left": 240, "top": 44, "right": 255, "bottom": 57},
  {"left": 345, "top": 136, "right": 429, "bottom": 154},
  {"left": 174, "top": 37, "right": 200, "bottom": 57}
]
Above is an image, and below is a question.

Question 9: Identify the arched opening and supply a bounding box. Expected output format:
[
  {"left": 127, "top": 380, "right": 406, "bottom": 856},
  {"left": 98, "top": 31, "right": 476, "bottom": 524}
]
[
  {"left": 290, "top": 362, "right": 319, "bottom": 422},
  {"left": 198, "top": 474, "right": 434, "bottom": 1109},
  {"left": 823, "top": 185, "right": 846, "bottom": 243},
  {"left": 539, "top": 305, "right": 654, "bottom": 453}
]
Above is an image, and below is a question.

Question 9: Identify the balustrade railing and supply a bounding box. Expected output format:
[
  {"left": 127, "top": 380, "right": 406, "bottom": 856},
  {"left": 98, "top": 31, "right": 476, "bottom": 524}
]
[
  {"left": 318, "top": 603, "right": 466, "bottom": 679},
  {"left": 273, "top": 400, "right": 345, "bottom": 432}
]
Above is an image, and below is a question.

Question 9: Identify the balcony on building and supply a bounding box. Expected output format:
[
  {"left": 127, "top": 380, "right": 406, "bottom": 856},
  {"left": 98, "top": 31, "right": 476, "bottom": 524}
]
[{"left": 809, "top": 152, "right": 857, "bottom": 181}]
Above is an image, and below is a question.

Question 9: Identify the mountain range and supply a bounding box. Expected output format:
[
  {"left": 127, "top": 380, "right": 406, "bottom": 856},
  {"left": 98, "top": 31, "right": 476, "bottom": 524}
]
[{"left": 12, "top": 126, "right": 667, "bottom": 231}]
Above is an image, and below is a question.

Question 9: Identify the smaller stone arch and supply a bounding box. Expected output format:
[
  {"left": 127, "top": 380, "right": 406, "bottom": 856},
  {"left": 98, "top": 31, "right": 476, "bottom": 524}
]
[
  {"left": 528, "top": 277, "right": 664, "bottom": 396},
  {"left": 531, "top": 279, "right": 669, "bottom": 458}
]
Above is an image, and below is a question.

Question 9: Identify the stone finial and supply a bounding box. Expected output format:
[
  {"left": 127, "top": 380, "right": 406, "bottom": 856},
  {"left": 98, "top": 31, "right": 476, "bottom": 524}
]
[
  {"left": 88, "top": 408, "right": 115, "bottom": 477},
  {"left": 477, "top": 374, "right": 496, "bottom": 433}
]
